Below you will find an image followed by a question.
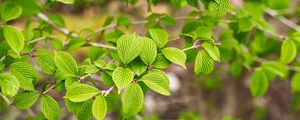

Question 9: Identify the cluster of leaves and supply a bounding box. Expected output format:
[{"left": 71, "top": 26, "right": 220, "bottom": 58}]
[{"left": 0, "top": 0, "right": 300, "bottom": 119}]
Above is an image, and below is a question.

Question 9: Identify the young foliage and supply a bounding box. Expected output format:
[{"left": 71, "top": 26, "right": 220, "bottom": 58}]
[
  {"left": 116, "top": 34, "right": 143, "bottom": 64},
  {"left": 92, "top": 95, "right": 107, "bottom": 120},
  {"left": 112, "top": 67, "right": 134, "bottom": 93},
  {"left": 141, "top": 70, "right": 170, "bottom": 96},
  {"left": 54, "top": 51, "right": 78, "bottom": 77},
  {"left": 13, "top": 91, "right": 39, "bottom": 109},
  {"left": 3, "top": 25, "right": 24, "bottom": 56},
  {"left": 65, "top": 84, "right": 100, "bottom": 102},
  {"left": 250, "top": 69, "right": 269, "bottom": 97},
  {"left": 0, "top": 1, "right": 22, "bottom": 22},
  {"left": 121, "top": 83, "right": 144, "bottom": 118},
  {"left": 40, "top": 95, "right": 61, "bottom": 120},
  {"left": 194, "top": 50, "right": 214, "bottom": 75},
  {"left": 162, "top": 47, "right": 187, "bottom": 69},
  {"left": 149, "top": 28, "right": 169, "bottom": 48},
  {"left": 280, "top": 39, "right": 297, "bottom": 64}
]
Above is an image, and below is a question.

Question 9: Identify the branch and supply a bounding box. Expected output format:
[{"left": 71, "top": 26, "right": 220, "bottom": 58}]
[
  {"left": 37, "top": 13, "right": 71, "bottom": 35},
  {"left": 0, "top": 92, "right": 11, "bottom": 105},
  {"left": 254, "top": 57, "right": 300, "bottom": 72},
  {"left": 42, "top": 84, "right": 56, "bottom": 94},
  {"left": 101, "top": 86, "right": 115, "bottom": 96},
  {"left": 87, "top": 42, "right": 116, "bottom": 50},
  {"left": 265, "top": 8, "right": 300, "bottom": 32}
]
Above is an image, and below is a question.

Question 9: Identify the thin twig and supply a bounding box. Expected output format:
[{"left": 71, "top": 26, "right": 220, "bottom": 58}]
[
  {"left": 28, "top": 37, "right": 47, "bottom": 44},
  {"left": 37, "top": 13, "right": 72, "bottom": 36},
  {"left": 88, "top": 42, "right": 116, "bottom": 50},
  {"left": 0, "top": 92, "right": 10, "bottom": 105},
  {"left": 101, "top": 86, "right": 115, "bottom": 96},
  {"left": 42, "top": 84, "right": 56, "bottom": 94},
  {"left": 265, "top": 8, "right": 300, "bottom": 31}
]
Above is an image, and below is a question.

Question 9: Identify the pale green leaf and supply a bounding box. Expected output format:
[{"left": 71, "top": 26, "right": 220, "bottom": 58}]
[
  {"left": 0, "top": 1, "right": 22, "bottom": 22},
  {"left": 100, "top": 71, "right": 114, "bottom": 87},
  {"left": 56, "top": 0, "right": 75, "bottom": 4},
  {"left": 112, "top": 67, "right": 134, "bottom": 93},
  {"left": 207, "top": 0, "right": 230, "bottom": 18},
  {"left": 55, "top": 51, "right": 78, "bottom": 77},
  {"left": 161, "top": 47, "right": 186, "bottom": 69},
  {"left": 250, "top": 69, "right": 269, "bottom": 97},
  {"left": 65, "top": 84, "right": 99, "bottom": 102},
  {"left": 13, "top": 91, "right": 39, "bottom": 109},
  {"left": 37, "top": 49, "right": 55, "bottom": 74},
  {"left": 0, "top": 74, "right": 19, "bottom": 97},
  {"left": 141, "top": 71, "right": 170, "bottom": 96},
  {"left": 10, "top": 62, "right": 39, "bottom": 90},
  {"left": 201, "top": 42, "right": 220, "bottom": 61},
  {"left": 122, "top": 83, "right": 144, "bottom": 118},
  {"left": 92, "top": 95, "right": 107, "bottom": 120},
  {"left": 292, "top": 73, "right": 300, "bottom": 93},
  {"left": 280, "top": 39, "right": 297, "bottom": 64},
  {"left": 149, "top": 28, "right": 169, "bottom": 48},
  {"left": 116, "top": 34, "right": 143, "bottom": 64},
  {"left": 194, "top": 50, "right": 214, "bottom": 75},
  {"left": 261, "top": 61, "right": 288, "bottom": 78},
  {"left": 3, "top": 25, "right": 24, "bottom": 55},
  {"left": 41, "top": 95, "right": 60, "bottom": 120},
  {"left": 152, "top": 53, "right": 171, "bottom": 69},
  {"left": 139, "top": 37, "right": 157, "bottom": 65}
]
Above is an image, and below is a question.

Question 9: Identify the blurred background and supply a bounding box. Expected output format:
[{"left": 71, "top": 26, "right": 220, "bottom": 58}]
[{"left": 1, "top": 0, "right": 300, "bottom": 120}]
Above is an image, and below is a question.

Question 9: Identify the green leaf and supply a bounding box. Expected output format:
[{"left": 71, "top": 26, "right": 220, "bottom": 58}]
[
  {"left": 194, "top": 50, "right": 214, "bottom": 75},
  {"left": 141, "top": 71, "right": 170, "bottom": 96},
  {"left": 261, "top": 61, "right": 288, "bottom": 78},
  {"left": 117, "top": 15, "right": 131, "bottom": 27},
  {"left": 152, "top": 53, "right": 171, "bottom": 69},
  {"left": 0, "top": 1, "right": 22, "bottom": 22},
  {"left": 291, "top": 73, "right": 300, "bottom": 93},
  {"left": 56, "top": 0, "right": 75, "bottom": 4},
  {"left": 207, "top": 0, "right": 230, "bottom": 18},
  {"left": 13, "top": 91, "right": 39, "bottom": 109},
  {"left": 280, "top": 39, "right": 297, "bottom": 64},
  {"left": 129, "top": 58, "right": 148, "bottom": 76},
  {"left": 121, "top": 83, "right": 144, "bottom": 118},
  {"left": 10, "top": 62, "right": 39, "bottom": 90},
  {"left": 65, "top": 84, "right": 99, "bottom": 102},
  {"left": 266, "top": 0, "right": 289, "bottom": 9},
  {"left": 238, "top": 17, "right": 253, "bottom": 32},
  {"left": 250, "top": 69, "right": 269, "bottom": 97},
  {"left": 116, "top": 34, "right": 143, "bottom": 64},
  {"left": 100, "top": 71, "right": 115, "bottom": 87},
  {"left": 149, "top": 28, "right": 169, "bottom": 48},
  {"left": 112, "top": 67, "right": 134, "bottom": 93},
  {"left": 0, "top": 74, "right": 19, "bottom": 97},
  {"left": 92, "top": 95, "right": 107, "bottom": 120},
  {"left": 161, "top": 47, "right": 186, "bottom": 69},
  {"left": 139, "top": 37, "right": 157, "bottom": 65},
  {"left": 41, "top": 95, "right": 60, "bottom": 120},
  {"left": 37, "top": 49, "right": 55, "bottom": 74},
  {"left": 201, "top": 42, "right": 220, "bottom": 61},
  {"left": 68, "top": 37, "right": 86, "bottom": 50},
  {"left": 55, "top": 51, "right": 78, "bottom": 77},
  {"left": 3, "top": 25, "right": 24, "bottom": 55},
  {"left": 76, "top": 99, "right": 93, "bottom": 120}
]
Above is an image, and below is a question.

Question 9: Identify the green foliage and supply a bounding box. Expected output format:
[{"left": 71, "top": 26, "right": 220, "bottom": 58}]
[
  {"left": 250, "top": 69, "right": 269, "bottom": 97},
  {"left": 162, "top": 47, "right": 187, "bottom": 69},
  {"left": 40, "top": 95, "right": 60, "bottom": 120},
  {"left": 0, "top": 0, "right": 299, "bottom": 119},
  {"left": 121, "top": 83, "right": 144, "bottom": 118},
  {"left": 112, "top": 67, "right": 134, "bottom": 93}
]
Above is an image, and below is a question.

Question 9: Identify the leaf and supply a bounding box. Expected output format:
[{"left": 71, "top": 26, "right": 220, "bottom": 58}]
[
  {"left": 291, "top": 73, "right": 300, "bottom": 93},
  {"left": 92, "top": 95, "right": 107, "bottom": 120},
  {"left": 261, "top": 61, "right": 288, "bottom": 78},
  {"left": 161, "top": 47, "right": 186, "bottom": 69},
  {"left": 149, "top": 28, "right": 169, "bottom": 48},
  {"left": 117, "top": 15, "right": 131, "bottom": 27},
  {"left": 194, "top": 50, "right": 214, "bottom": 75},
  {"left": 207, "top": 0, "right": 230, "bottom": 18},
  {"left": 13, "top": 91, "right": 39, "bottom": 109},
  {"left": 0, "top": 1, "right": 22, "bottom": 22},
  {"left": 65, "top": 84, "right": 99, "bottom": 102},
  {"left": 141, "top": 71, "right": 170, "bottom": 96},
  {"left": 139, "top": 37, "right": 157, "bottom": 65},
  {"left": 56, "top": 0, "right": 75, "bottom": 4},
  {"left": 41, "top": 95, "right": 60, "bottom": 120},
  {"left": 55, "top": 51, "right": 78, "bottom": 77},
  {"left": 36, "top": 49, "right": 56, "bottom": 74},
  {"left": 0, "top": 74, "right": 20, "bottom": 97},
  {"left": 68, "top": 37, "right": 86, "bottom": 50},
  {"left": 121, "top": 83, "right": 144, "bottom": 118},
  {"left": 3, "top": 25, "right": 24, "bottom": 55},
  {"left": 100, "top": 71, "right": 115, "bottom": 87},
  {"left": 112, "top": 67, "right": 134, "bottom": 93},
  {"left": 250, "top": 69, "right": 269, "bottom": 97},
  {"left": 238, "top": 17, "right": 253, "bottom": 32},
  {"left": 76, "top": 99, "right": 93, "bottom": 120},
  {"left": 129, "top": 58, "right": 148, "bottom": 76},
  {"left": 280, "top": 39, "right": 297, "bottom": 64},
  {"left": 266, "top": 0, "right": 289, "bottom": 9},
  {"left": 116, "top": 34, "right": 143, "bottom": 64},
  {"left": 201, "top": 42, "right": 220, "bottom": 61},
  {"left": 10, "top": 62, "right": 39, "bottom": 91},
  {"left": 152, "top": 53, "right": 171, "bottom": 69}
]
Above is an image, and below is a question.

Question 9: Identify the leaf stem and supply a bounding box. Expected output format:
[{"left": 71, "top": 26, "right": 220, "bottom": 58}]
[
  {"left": 101, "top": 86, "right": 115, "bottom": 96},
  {"left": 42, "top": 84, "right": 56, "bottom": 94}
]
